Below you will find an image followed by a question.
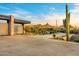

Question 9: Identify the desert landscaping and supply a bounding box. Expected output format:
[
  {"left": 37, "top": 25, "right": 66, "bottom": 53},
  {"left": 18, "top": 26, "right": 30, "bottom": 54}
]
[{"left": 0, "top": 3, "right": 79, "bottom": 56}]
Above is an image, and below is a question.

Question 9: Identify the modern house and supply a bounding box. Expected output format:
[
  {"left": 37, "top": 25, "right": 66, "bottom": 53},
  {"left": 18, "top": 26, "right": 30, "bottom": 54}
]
[{"left": 0, "top": 15, "right": 31, "bottom": 36}]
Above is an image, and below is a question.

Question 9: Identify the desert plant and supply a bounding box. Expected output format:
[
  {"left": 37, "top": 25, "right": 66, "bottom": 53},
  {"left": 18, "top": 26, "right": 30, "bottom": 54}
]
[
  {"left": 63, "top": 19, "right": 66, "bottom": 28},
  {"left": 65, "top": 3, "right": 70, "bottom": 41},
  {"left": 75, "top": 37, "right": 79, "bottom": 43},
  {"left": 70, "top": 35, "right": 79, "bottom": 43},
  {"left": 53, "top": 33, "right": 56, "bottom": 39}
]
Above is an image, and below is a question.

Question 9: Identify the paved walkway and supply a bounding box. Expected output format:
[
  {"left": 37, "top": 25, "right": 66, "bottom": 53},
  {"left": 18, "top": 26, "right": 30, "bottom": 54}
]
[{"left": 0, "top": 35, "right": 79, "bottom": 56}]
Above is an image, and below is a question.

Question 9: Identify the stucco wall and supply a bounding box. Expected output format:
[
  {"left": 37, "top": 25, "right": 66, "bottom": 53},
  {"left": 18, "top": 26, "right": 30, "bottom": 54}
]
[
  {"left": 0, "top": 23, "right": 23, "bottom": 35},
  {"left": 0, "top": 23, "right": 8, "bottom": 35}
]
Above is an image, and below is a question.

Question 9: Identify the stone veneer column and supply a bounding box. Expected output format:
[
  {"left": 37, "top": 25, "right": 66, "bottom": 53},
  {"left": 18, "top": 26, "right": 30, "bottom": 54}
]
[
  {"left": 22, "top": 24, "right": 25, "bottom": 34},
  {"left": 9, "top": 15, "right": 14, "bottom": 36},
  {"left": 7, "top": 20, "right": 9, "bottom": 35}
]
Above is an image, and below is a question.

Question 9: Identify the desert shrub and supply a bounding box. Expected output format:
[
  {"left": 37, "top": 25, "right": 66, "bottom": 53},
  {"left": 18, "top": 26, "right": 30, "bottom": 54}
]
[
  {"left": 53, "top": 34, "right": 56, "bottom": 39},
  {"left": 25, "top": 24, "right": 58, "bottom": 35},
  {"left": 70, "top": 35, "right": 79, "bottom": 43},
  {"left": 74, "top": 36, "right": 79, "bottom": 43}
]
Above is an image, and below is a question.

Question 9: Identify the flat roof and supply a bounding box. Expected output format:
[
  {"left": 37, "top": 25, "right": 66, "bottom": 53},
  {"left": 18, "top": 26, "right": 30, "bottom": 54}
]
[{"left": 0, "top": 15, "right": 31, "bottom": 24}]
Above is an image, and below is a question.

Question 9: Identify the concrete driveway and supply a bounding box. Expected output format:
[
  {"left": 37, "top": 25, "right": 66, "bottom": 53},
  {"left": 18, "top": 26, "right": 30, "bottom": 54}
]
[{"left": 0, "top": 35, "right": 79, "bottom": 56}]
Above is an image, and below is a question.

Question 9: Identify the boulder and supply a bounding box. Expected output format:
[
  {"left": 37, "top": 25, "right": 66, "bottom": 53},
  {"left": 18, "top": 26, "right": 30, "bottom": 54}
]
[{"left": 70, "top": 34, "right": 79, "bottom": 42}]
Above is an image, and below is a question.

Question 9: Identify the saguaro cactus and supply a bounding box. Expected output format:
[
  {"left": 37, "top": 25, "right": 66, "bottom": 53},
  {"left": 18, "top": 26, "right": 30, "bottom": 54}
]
[
  {"left": 66, "top": 3, "right": 70, "bottom": 41},
  {"left": 63, "top": 19, "right": 66, "bottom": 28}
]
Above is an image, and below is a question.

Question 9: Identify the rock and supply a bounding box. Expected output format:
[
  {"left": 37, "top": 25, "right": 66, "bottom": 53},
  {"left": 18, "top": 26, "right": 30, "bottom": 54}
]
[{"left": 70, "top": 34, "right": 79, "bottom": 42}]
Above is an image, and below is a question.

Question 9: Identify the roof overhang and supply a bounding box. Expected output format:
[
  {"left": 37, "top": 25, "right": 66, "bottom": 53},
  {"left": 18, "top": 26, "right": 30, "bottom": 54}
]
[{"left": 0, "top": 15, "right": 31, "bottom": 24}]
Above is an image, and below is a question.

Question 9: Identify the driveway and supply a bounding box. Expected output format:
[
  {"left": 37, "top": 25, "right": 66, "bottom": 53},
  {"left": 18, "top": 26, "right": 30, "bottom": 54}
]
[{"left": 0, "top": 35, "right": 79, "bottom": 56}]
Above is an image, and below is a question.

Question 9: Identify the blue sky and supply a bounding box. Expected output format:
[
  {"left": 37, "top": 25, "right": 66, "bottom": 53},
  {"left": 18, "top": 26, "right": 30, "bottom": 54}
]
[
  {"left": 0, "top": 3, "right": 78, "bottom": 26},
  {"left": 0, "top": 3, "right": 72, "bottom": 15}
]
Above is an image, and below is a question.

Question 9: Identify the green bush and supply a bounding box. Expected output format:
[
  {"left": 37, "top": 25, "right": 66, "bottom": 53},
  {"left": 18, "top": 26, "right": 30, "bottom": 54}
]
[
  {"left": 75, "top": 36, "right": 79, "bottom": 43},
  {"left": 70, "top": 35, "right": 79, "bottom": 43},
  {"left": 53, "top": 34, "right": 56, "bottom": 39}
]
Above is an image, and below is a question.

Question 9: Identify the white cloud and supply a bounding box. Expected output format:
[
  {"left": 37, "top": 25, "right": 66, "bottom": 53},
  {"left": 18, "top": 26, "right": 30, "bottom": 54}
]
[
  {"left": 30, "top": 13, "right": 65, "bottom": 26},
  {"left": 0, "top": 5, "right": 66, "bottom": 26},
  {"left": 70, "top": 3, "right": 79, "bottom": 26},
  {"left": 74, "top": 3, "right": 79, "bottom": 6},
  {"left": 0, "top": 5, "right": 65, "bottom": 26},
  {"left": 49, "top": 7, "right": 56, "bottom": 10},
  {"left": 70, "top": 4, "right": 79, "bottom": 14},
  {"left": 13, "top": 7, "right": 30, "bottom": 16},
  {"left": 43, "top": 13, "right": 65, "bottom": 26},
  {"left": 1, "top": 6, "right": 31, "bottom": 20}
]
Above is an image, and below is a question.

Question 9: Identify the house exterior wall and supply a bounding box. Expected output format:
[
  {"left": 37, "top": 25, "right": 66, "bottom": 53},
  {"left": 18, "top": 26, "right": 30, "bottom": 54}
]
[
  {"left": 0, "top": 23, "right": 8, "bottom": 35},
  {"left": 0, "top": 23, "right": 23, "bottom": 35}
]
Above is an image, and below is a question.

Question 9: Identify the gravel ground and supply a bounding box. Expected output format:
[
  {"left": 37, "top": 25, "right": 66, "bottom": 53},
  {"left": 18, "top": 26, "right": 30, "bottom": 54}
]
[{"left": 0, "top": 34, "right": 79, "bottom": 56}]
